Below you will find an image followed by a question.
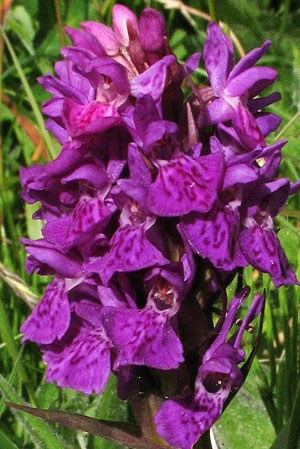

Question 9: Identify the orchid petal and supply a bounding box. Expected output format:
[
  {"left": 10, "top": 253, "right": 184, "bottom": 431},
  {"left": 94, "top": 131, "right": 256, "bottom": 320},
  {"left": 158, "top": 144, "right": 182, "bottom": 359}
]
[
  {"left": 44, "top": 327, "right": 111, "bottom": 395},
  {"left": 21, "top": 278, "right": 70, "bottom": 345},
  {"left": 130, "top": 55, "right": 176, "bottom": 101},
  {"left": 148, "top": 153, "right": 224, "bottom": 216},
  {"left": 239, "top": 225, "right": 299, "bottom": 287},
  {"left": 103, "top": 305, "right": 183, "bottom": 370},
  {"left": 203, "top": 22, "right": 234, "bottom": 96}
]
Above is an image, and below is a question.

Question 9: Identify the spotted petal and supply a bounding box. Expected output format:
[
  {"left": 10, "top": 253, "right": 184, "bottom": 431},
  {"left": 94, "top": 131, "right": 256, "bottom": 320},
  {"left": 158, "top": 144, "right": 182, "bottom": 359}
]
[
  {"left": 203, "top": 22, "right": 234, "bottom": 96},
  {"left": 43, "top": 194, "right": 114, "bottom": 251},
  {"left": 148, "top": 153, "right": 224, "bottom": 216},
  {"left": 239, "top": 225, "right": 299, "bottom": 287},
  {"left": 103, "top": 305, "right": 184, "bottom": 370},
  {"left": 232, "top": 103, "right": 265, "bottom": 149},
  {"left": 130, "top": 55, "right": 176, "bottom": 101},
  {"left": 21, "top": 238, "right": 83, "bottom": 278},
  {"left": 181, "top": 202, "right": 240, "bottom": 271},
  {"left": 228, "top": 40, "right": 271, "bottom": 81},
  {"left": 44, "top": 326, "right": 112, "bottom": 395},
  {"left": 154, "top": 380, "right": 231, "bottom": 449},
  {"left": 88, "top": 222, "right": 168, "bottom": 284},
  {"left": 21, "top": 278, "right": 70, "bottom": 345},
  {"left": 62, "top": 98, "right": 121, "bottom": 137}
]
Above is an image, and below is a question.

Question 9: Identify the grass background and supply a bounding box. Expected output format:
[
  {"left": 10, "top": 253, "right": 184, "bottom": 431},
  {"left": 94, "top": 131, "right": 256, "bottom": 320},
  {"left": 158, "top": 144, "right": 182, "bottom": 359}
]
[{"left": 1, "top": 0, "right": 300, "bottom": 447}]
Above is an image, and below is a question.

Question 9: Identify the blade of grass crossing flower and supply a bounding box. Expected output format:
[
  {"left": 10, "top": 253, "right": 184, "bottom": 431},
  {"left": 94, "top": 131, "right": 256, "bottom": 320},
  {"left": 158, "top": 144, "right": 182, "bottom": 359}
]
[
  {"left": 0, "top": 262, "right": 39, "bottom": 309},
  {"left": 0, "top": 375, "right": 71, "bottom": 449},
  {"left": 0, "top": 27, "right": 57, "bottom": 160}
]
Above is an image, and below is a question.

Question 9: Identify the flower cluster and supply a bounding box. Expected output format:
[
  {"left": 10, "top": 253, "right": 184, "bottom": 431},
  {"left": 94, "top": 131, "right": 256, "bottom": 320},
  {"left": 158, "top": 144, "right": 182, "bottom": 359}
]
[{"left": 20, "top": 5, "right": 299, "bottom": 449}]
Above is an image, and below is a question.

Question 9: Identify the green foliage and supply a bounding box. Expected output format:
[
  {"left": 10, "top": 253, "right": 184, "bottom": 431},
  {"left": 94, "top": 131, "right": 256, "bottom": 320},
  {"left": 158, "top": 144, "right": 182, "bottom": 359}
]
[
  {"left": 214, "top": 373, "right": 276, "bottom": 449},
  {"left": 1, "top": 1, "right": 300, "bottom": 448}
]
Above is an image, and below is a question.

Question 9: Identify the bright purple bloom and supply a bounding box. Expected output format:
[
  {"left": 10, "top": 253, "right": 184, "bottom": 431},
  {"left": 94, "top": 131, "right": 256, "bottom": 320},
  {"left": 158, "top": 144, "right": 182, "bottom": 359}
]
[
  {"left": 154, "top": 289, "right": 265, "bottom": 449},
  {"left": 202, "top": 23, "right": 278, "bottom": 150},
  {"left": 19, "top": 7, "right": 300, "bottom": 448},
  {"left": 43, "top": 301, "right": 112, "bottom": 395},
  {"left": 21, "top": 278, "right": 70, "bottom": 345}
]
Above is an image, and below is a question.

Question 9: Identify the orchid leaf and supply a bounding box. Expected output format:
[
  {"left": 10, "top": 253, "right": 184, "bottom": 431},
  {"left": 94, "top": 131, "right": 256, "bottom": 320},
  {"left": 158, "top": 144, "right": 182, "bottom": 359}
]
[
  {"left": 5, "top": 402, "right": 171, "bottom": 449},
  {"left": 213, "top": 374, "right": 275, "bottom": 449}
]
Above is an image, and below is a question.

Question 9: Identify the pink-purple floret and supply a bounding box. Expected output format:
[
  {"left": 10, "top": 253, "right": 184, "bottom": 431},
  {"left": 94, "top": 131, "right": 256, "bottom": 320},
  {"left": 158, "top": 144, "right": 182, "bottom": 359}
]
[{"left": 20, "top": 5, "right": 300, "bottom": 449}]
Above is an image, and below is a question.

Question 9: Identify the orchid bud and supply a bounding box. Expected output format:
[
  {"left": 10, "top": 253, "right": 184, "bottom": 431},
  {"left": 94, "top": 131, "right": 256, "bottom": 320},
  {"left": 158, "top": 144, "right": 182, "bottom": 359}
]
[
  {"left": 112, "top": 4, "right": 138, "bottom": 47},
  {"left": 139, "top": 8, "right": 168, "bottom": 64},
  {"left": 81, "top": 22, "right": 120, "bottom": 56}
]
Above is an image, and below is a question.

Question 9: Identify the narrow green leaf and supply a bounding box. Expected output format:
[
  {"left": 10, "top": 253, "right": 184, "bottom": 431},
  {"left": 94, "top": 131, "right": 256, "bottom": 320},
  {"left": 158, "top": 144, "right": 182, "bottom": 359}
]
[
  {"left": 0, "top": 345, "right": 25, "bottom": 419},
  {"left": 0, "top": 293, "right": 27, "bottom": 383},
  {"left": 0, "top": 376, "right": 70, "bottom": 449},
  {"left": 11, "top": 5, "right": 35, "bottom": 41},
  {"left": 286, "top": 379, "right": 300, "bottom": 449},
  {"left": 6, "top": 402, "right": 170, "bottom": 449},
  {"left": 0, "top": 428, "right": 19, "bottom": 449}
]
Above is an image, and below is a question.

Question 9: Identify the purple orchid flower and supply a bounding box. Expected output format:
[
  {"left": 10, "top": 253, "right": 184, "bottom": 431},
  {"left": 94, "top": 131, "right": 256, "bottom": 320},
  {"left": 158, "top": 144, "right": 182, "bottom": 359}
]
[
  {"left": 154, "top": 288, "right": 265, "bottom": 449},
  {"left": 102, "top": 258, "right": 193, "bottom": 370},
  {"left": 202, "top": 23, "right": 278, "bottom": 150},
  {"left": 18, "top": 5, "right": 300, "bottom": 447},
  {"left": 42, "top": 301, "right": 112, "bottom": 395}
]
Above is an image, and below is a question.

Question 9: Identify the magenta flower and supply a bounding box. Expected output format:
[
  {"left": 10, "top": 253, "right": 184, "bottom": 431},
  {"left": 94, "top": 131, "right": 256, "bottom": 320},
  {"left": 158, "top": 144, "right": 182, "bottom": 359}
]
[{"left": 19, "top": 7, "right": 300, "bottom": 449}]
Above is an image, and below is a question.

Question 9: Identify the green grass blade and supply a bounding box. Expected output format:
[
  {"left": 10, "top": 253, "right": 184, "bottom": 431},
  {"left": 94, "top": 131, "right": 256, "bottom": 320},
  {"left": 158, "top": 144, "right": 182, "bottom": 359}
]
[
  {"left": 0, "top": 289, "right": 27, "bottom": 384},
  {"left": 286, "top": 379, "right": 300, "bottom": 449},
  {"left": 0, "top": 262, "right": 39, "bottom": 310},
  {"left": 0, "top": 375, "right": 71, "bottom": 449},
  {"left": 0, "top": 428, "right": 19, "bottom": 449},
  {"left": 1, "top": 26, "right": 57, "bottom": 160},
  {"left": 0, "top": 345, "right": 25, "bottom": 419}
]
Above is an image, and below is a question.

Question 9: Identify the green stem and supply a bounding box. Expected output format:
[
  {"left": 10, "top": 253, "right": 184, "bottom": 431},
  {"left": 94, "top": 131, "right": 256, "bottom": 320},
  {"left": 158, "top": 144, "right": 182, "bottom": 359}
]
[
  {"left": 286, "top": 379, "right": 300, "bottom": 449},
  {"left": 53, "top": 0, "right": 65, "bottom": 47},
  {"left": 207, "top": 0, "right": 217, "bottom": 23}
]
